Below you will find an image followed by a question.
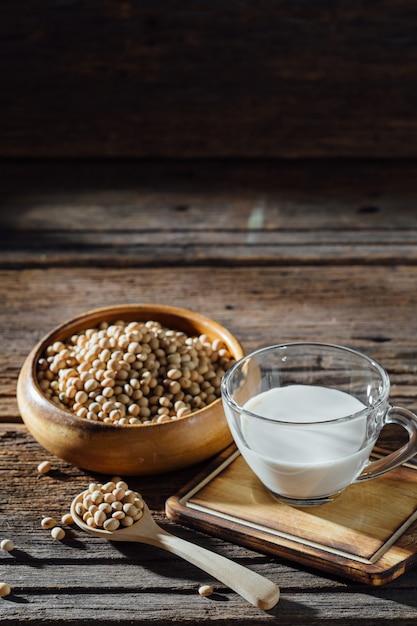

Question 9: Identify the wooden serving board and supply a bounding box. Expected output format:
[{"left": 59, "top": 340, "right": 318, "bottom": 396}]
[{"left": 165, "top": 444, "right": 417, "bottom": 586}]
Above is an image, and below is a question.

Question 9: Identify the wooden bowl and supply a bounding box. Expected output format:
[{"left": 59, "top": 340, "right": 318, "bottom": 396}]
[{"left": 17, "top": 304, "right": 244, "bottom": 475}]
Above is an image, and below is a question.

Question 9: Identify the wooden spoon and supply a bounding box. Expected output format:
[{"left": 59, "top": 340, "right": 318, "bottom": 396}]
[{"left": 70, "top": 491, "right": 280, "bottom": 610}]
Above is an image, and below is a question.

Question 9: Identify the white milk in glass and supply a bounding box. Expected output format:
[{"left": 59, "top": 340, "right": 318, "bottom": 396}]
[{"left": 240, "top": 385, "right": 375, "bottom": 499}]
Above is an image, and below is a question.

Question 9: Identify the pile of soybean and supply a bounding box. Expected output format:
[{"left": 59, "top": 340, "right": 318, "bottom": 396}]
[{"left": 37, "top": 319, "right": 235, "bottom": 425}]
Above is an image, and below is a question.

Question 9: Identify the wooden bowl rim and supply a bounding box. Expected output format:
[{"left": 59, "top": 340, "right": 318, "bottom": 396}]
[{"left": 22, "top": 303, "right": 244, "bottom": 432}]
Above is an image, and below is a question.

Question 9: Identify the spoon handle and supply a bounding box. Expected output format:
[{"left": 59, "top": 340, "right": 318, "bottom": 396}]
[{"left": 153, "top": 530, "right": 280, "bottom": 610}]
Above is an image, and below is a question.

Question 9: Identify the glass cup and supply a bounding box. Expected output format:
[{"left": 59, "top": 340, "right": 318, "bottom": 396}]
[{"left": 221, "top": 342, "right": 417, "bottom": 507}]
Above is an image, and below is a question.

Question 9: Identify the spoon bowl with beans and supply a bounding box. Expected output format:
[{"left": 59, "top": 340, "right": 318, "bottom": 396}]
[{"left": 70, "top": 482, "right": 280, "bottom": 611}]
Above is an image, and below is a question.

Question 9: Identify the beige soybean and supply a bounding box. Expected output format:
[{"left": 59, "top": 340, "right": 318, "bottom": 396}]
[
  {"left": 41, "top": 516, "right": 57, "bottom": 529},
  {"left": 36, "top": 319, "right": 235, "bottom": 425},
  {"left": 0, "top": 539, "right": 14, "bottom": 552},
  {"left": 37, "top": 460, "right": 52, "bottom": 474},
  {"left": 0, "top": 582, "right": 11, "bottom": 597},
  {"left": 94, "top": 510, "right": 107, "bottom": 526},
  {"left": 198, "top": 584, "right": 214, "bottom": 597},
  {"left": 103, "top": 518, "right": 120, "bottom": 531},
  {"left": 51, "top": 527, "right": 66, "bottom": 540},
  {"left": 61, "top": 513, "right": 74, "bottom": 525}
]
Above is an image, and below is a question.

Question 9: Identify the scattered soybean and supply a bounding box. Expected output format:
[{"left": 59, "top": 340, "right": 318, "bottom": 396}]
[
  {"left": 0, "top": 539, "right": 14, "bottom": 552},
  {"left": 51, "top": 527, "right": 65, "bottom": 541},
  {"left": 198, "top": 584, "right": 214, "bottom": 597},
  {"left": 41, "top": 517, "right": 57, "bottom": 529},
  {"left": 0, "top": 583, "right": 11, "bottom": 597},
  {"left": 37, "top": 460, "right": 52, "bottom": 474},
  {"left": 61, "top": 513, "right": 74, "bottom": 526}
]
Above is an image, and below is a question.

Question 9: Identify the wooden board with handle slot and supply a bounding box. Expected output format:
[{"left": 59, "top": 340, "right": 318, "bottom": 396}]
[{"left": 166, "top": 444, "right": 417, "bottom": 585}]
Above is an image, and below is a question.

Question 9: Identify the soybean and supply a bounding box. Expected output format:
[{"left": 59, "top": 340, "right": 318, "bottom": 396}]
[
  {"left": 198, "top": 584, "right": 214, "bottom": 597},
  {"left": 51, "top": 527, "right": 66, "bottom": 540},
  {"left": 41, "top": 517, "right": 57, "bottom": 529},
  {"left": 0, "top": 583, "right": 11, "bottom": 597},
  {"left": 0, "top": 539, "right": 14, "bottom": 552},
  {"left": 61, "top": 513, "right": 74, "bottom": 525},
  {"left": 37, "top": 460, "right": 52, "bottom": 474}
]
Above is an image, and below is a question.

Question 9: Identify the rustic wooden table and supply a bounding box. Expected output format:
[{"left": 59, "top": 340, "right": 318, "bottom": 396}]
[{"left": 1, "top": 159, "right": 417, "bottom": 625}]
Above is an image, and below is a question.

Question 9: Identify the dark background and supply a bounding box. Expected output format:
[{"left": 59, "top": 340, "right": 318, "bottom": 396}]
[{"left": 2, "top": 1, "right": 417, "bottom": 159}]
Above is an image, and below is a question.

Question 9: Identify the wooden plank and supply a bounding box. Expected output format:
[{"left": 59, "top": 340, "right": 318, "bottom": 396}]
[
  {"left": 2, "top": 160, "right": 417, "bottom": 266},
  {"left": 2, "top": 3, "right": 417, "bottom": 158},
  {"left": 2, "top": 239, "right": 417, "bottom": 268},
  {"left": 1, "top": 590, "right": 417, "bottom": 625},
  {"left": 2, "top": 265, "right": 417, "bottom": 427},
  {"left": 3, "top": 229, "right": 417, "bottom": 267},
  {"left": 2, "top": 160, "right": 417, "bottom": 231},
  {"left": 2, "top": 590, "right": 417, "bottom": 625},
  {"left": 2, "top": 161, "right": 417, "bottom": 623}
]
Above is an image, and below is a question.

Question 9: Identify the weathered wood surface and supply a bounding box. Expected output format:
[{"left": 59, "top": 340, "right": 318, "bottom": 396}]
[
  {"left": 2, "top": 159, "right": 417, "bottom": 267},
  {"left": 3, "top": 263, "right": 417, "bottom": 425},
  {"left": 3, "top": 2, "right": 417, "bottom": 158},
  {"left": 1, "top": 159, "right": 417, "bottom": 624},
  {"left": 1, "top": 424, "right": 417, "bottom": 626}
]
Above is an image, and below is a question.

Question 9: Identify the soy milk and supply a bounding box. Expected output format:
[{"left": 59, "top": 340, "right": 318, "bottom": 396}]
[{"left": 239, "top": 385, "right": 375, "bottom": 500}]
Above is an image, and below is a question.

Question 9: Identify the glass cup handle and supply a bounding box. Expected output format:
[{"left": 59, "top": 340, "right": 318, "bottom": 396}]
[{"left": 356, "top": 406, "right": 417, "bottom": 482}]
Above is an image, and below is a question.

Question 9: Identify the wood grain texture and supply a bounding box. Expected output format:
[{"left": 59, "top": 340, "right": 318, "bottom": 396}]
[
  {"left": 2, "top": 263, "right": 417, "bottom": 423},
  {"left": 2, "top": 159, "right": 417, "bottom": 267},
  {"left": 2, "top": 3, "right": 417, "bottom": 158},
  {"left": 2, "top": 159, "right": 417, "bottom": 623}
]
